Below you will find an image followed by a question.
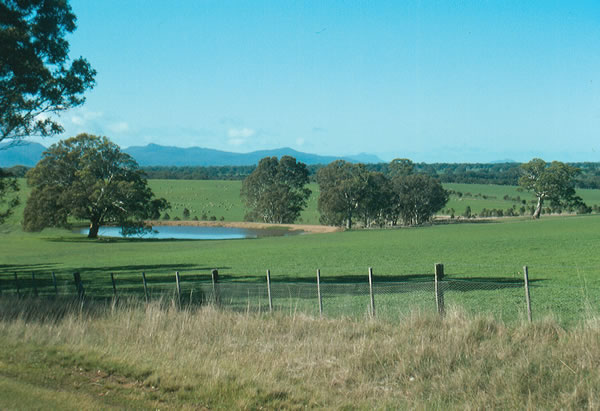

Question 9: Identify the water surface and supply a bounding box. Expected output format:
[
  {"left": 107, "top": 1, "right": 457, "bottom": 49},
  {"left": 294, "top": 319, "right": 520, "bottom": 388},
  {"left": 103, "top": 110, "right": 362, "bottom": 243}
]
[{"left": 78, "top": 225, "right": 298, "bottom": 240}]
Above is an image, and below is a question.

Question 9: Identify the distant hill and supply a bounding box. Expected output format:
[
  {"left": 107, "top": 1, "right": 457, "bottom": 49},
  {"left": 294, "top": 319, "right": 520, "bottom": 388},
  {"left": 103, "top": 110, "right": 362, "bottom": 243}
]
[
  {"left": 0, "top": 142, "right": 47, "bottom": 167},
  {"left": 123, "top": 144, "right": 383, "bottom": 166},
  {"left": 0, "top": 141, "right": 382, "bottom": 167}
]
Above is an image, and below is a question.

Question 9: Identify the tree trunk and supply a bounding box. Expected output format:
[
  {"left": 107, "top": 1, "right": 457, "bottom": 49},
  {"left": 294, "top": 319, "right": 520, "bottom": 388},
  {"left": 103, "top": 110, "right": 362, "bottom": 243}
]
[
  {"left": 533, "top": 197, "right": 543, "bottom": 219},
  {"left": 88, "top": 220, "right": 100, "bottom": 238}
]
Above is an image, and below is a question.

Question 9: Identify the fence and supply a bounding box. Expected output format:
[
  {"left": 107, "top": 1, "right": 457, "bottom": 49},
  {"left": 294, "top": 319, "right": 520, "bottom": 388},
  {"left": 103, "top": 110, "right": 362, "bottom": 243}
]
[{"left": 1, "top": 264, "right": 599, "bottom": 326}]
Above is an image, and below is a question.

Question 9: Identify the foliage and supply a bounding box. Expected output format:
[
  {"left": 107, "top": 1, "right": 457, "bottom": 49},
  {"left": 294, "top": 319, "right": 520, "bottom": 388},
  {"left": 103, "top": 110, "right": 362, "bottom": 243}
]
[
  {"left": 391, "top": 174, "right": 449, "bottom": 225},
  {"left": 241, "top": 156, "right": 311, "bottom": 224},
  {"left": 0, "top": 0, "right": 96, "bottom": 144},
  {"left": 0, "top": 168, "right": 19, "bottom": 224},
  {"left": 135, "top": 161, "right": 600, "bottom": 191},
  {"left": 317, "top": 160, "right": 368, "bottom": 229},
  {"left": 519, "top": 158, "right": 587, "bottom": 219},
  {"left": 23, "top": 134, "right": 169, "bottom": 238}
]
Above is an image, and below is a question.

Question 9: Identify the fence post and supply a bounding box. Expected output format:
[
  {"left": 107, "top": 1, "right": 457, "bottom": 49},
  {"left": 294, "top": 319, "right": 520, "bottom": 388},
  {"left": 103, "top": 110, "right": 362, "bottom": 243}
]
[
  {"left": 368, "top": 267, "right": 376, "bottom": 317},
  {"left": 14, "top": 272, "right": 20, "bottom": 298},
  {"left": 175, "top": 271, "right": 182, "bottom": 307},
  {"left": 523, "top": 266, "right": 532, "bottom": 323},
  {"left": 31, "top": 272, "right": 38, "bottom": 297},
  {"left": 211, "top": 269, "right": 220, "bottom": 305},
  {"left": 51, "top": 272, "right": 58, "bottom": 296},
  {"left": 110, "top": 273, "right": 117, "bottom": 298},
  {"left": 142, "top": 272, "right": 149, "bottom": 303},
  {"left": 434, "top": 263, "right": 445, "bottom": 316},
  {"left": 266, "top": 269, "right": 273, "bottom": 312},
  {"left": 317, "top": 269, "right": 323, "bottom": 316},
  {"left": 73, "top": 272, "right": 84, "bottom": 299}
]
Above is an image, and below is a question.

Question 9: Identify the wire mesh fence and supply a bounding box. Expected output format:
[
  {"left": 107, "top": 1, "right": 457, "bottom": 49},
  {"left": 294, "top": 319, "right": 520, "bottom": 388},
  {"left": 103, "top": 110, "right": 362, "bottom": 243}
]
[{"left": 1, "top": 266, "right": 599, "bottom": 326}]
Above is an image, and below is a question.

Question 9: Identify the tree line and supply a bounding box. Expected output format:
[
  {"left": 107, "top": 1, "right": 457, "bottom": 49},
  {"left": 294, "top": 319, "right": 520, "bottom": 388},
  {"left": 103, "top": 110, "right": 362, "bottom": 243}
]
[
  {"left": 241, "top": 157, "right": 449, "bottom": 228},
  {"left": 137, "top": 162, "right": 600, "bottom": 189}
]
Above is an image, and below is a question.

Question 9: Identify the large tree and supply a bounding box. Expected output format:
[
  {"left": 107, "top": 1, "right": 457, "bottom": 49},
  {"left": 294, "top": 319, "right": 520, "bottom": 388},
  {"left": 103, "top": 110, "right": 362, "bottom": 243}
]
[
  {"left": 317, "top": 160, "right": 372, "bottom": 229},
  {"left": 241, "top": 156, "right": 311, "bottom": 224},
  {"left": 519, "top": 158, "right": 586, "bottom": 219},
  {"left": 391, "top": 173, "right": 448, "bottom": 226},
  {"left": 23, "top": 134, "right": 169, "bottom": 238},
  {"left": 1, "top": 0, "right": 96, "bottom": 145}
]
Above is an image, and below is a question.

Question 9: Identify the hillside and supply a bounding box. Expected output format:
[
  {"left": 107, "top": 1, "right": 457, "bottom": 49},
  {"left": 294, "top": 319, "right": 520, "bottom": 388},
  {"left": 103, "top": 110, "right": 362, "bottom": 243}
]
[{"left": 0, "top": 142, "right": 382, "bottom": 167}]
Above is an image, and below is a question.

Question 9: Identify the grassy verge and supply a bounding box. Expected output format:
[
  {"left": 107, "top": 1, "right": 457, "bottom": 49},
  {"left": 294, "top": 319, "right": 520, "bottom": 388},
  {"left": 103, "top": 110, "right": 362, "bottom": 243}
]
[{"left": 1, "top": 298, "right": 600, "bottom": 409}]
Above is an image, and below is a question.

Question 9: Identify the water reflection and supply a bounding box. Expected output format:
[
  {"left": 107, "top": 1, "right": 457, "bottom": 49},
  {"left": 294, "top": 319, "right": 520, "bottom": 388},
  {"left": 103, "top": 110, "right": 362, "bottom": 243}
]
[{"left": 78, "top": 225, "right": 297, "bottom": 240}]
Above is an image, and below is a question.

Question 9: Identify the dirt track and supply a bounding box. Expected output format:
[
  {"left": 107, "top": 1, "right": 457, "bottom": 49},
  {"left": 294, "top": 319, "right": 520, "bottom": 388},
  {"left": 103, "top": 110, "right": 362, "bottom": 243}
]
[{"left": 145, "top": 220, "right": 341, "bottom": 234}]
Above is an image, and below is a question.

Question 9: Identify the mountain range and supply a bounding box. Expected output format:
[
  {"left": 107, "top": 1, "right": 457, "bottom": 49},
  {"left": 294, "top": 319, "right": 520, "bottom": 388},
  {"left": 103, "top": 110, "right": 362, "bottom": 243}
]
[{"left": 0, "top": 142, "right": 382, "bottom": 167}]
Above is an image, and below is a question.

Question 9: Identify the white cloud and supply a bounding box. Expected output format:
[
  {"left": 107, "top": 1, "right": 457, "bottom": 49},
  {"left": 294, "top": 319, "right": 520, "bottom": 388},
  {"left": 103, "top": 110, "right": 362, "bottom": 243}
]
[
  {"left": 108, "top": 121, "right": 130, "bottom": 133},
  {"left": 227, "top": 127, "right": 255, "bottom": 138},
  {"left": 70, "top": 109, "right": 103, "bottom": 126},
  {"left": 296, "top": 137, "right": 305, "bottom": 146}
]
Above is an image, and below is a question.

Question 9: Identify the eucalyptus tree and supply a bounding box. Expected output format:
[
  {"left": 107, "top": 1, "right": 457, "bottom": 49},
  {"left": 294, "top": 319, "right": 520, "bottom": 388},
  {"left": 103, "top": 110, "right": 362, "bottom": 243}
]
[
  {"left": 23, "top": 134, "right": 169, "bottom": 238},
  {"left": 0, "top": 0, "right": 96, "bottom": 145},
  {"left": 241, "top": 156, "right": 311, "bottom": 224},
  {"left": 519, "top": 158, "right": 586, "bottom": 219}
]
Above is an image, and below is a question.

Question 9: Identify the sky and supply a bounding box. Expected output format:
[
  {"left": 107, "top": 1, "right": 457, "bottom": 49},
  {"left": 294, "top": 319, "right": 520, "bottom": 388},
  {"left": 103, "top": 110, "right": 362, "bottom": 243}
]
[{"left": 42, "top": 0, "right": 600, "bottom": 163}]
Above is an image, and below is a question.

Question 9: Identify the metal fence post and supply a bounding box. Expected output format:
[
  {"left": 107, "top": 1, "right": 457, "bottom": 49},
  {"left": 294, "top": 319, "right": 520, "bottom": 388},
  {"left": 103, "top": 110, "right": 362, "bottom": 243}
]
[
  {"left": 434, "top": 263, "right": 445, "bottom": 316},
  {"left": 317, "top": 269, "right": 323, "bottom": 316},
  {"left": 368, "top": 267, "right": 376, "bottom": 317},
  {"left": 51, "top": 271, "right": 58, "bottom": 296},
  {"left": 31, "top": 272, "right": 38, "bottom": 297},
  {"left": 211, "top": 269, "right": 220, "bottom": 305},
  {"left": 110, "top": 272, "right": 117, "bottom": 298},
  {"left": 266, "top": 269, "right": 273, "bottom": 312},
  {"left": 175, "top": 271, "right": 182, "bottom": 307},
  {"left": 14, "top": 272, "right": 20, "bottom": 298},
  {"left": 142, "top": 272, "right": 149, "bottom": 303},
  {"left": 523, "top": 266, "right": 532, "bottom": 323}
]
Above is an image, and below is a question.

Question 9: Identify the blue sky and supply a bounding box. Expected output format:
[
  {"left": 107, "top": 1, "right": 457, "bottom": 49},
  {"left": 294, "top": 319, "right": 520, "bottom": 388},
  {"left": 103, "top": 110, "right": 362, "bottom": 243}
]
[{"left": 46, "top": 0, "right": 600, "bottom": 162}]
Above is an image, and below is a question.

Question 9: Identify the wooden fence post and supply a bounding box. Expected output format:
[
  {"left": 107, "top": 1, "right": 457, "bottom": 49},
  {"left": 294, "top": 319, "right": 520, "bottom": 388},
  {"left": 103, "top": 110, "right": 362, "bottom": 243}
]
[
  {"left": 266, "top": 269, "right": 273, "bottom": 312},
  {"left": 523, "top": 266, "right": 532, "bottom": 323},
  {"left": 14, "top": 272, "right": 20, "bottom": 298},
  {"left": 110, "top": 273, "right": 117, "bottom": 298},
  {"left": 51, "top": 272, "right": 58, "bottom": 296},
  {"left": 317, "top": 269, "right": 323, "bottom": 316},
  {"left": 368, "top": 267, "right": 376, "bottom": 317},
  {"left": 73, "top": 272, "right": 84, "bottom": 299},
  {"left": 175, "top": 271, "right": 182, "bottom": 307},
  {"left": 434, "top": 263, "right": 445, "bottom": 316},
  {"left": 31, "top": 272, "right": 38, "bottom": 297},
  {"left": 142, "top": 272, "right": 149, "bottom": 303},
  {"left": 211, "top": 269, "right": 220, "bottom": 305}
]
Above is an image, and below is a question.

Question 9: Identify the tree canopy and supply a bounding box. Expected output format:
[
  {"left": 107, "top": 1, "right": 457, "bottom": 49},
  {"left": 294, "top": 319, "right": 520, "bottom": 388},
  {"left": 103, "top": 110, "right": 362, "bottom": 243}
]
[
  {"left": 519, "top": 158, "right": 587, "bottom": 219},
  {"left": 23, "top": 134, "right": 169, "bottom": 238},
  {"left": 317, "top": 159, "right": 449, "bottom": 229},
  {"left": 240, "top": 156, "right": 311, "bottom": 224},
  {"left": 0, "top": 0, "right": 96, "bottom": 144},
  {"left": 391, "top": 173, "right": 449, "bottom": 225},
  {"left": 0, "top": 168, "right": 19, "bottom": 225}
]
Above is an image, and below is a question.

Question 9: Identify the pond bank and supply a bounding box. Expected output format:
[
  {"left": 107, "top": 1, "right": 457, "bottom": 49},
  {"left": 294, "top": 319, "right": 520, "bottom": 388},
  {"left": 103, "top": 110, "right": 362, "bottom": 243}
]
[{"left": 145, "top": 220, "right": 341, "bottom": 234}]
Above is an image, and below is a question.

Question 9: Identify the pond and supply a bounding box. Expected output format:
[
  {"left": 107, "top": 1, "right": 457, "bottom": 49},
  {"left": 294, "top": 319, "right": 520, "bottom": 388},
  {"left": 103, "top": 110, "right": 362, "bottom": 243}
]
[{"left": 77, "top": 225, "right": 301, "bottom": 240}]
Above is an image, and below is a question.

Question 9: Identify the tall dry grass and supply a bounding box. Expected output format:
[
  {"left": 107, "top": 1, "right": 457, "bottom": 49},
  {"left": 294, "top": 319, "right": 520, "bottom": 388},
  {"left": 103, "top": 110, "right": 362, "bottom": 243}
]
[{"left": 1, "top": 297, "right": 599, "bottom": 409}]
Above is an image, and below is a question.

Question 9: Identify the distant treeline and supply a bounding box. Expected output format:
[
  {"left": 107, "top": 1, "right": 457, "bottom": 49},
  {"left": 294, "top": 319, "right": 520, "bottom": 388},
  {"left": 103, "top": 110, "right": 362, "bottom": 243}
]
[{"left": 5, "top": 162, "right": 600, "bottom": 188}]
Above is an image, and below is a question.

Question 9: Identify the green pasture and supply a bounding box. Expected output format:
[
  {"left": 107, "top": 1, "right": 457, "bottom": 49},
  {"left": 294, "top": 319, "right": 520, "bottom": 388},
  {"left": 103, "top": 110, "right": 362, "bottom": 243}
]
[
  {"left": 445, "top": 183, "right": 600, "bottom": 215},
  {"left": 4, "top": 179, "right": 600, "bottom": 230},
  {"left": 2, "top": 212, "right": 600, "bottom": 324}
]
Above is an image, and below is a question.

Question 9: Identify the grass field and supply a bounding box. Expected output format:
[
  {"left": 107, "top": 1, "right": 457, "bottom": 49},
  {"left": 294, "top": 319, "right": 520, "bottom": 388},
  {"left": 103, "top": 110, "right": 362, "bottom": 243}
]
[
  {"left": 5, "top": 179, "right": 600, "bottom": 228},
  {"left": 2, "top": 179, "right": 600, "bottom": 407},
  {"left": 1, "top": 299, "right": 600, "bottom": 409}
]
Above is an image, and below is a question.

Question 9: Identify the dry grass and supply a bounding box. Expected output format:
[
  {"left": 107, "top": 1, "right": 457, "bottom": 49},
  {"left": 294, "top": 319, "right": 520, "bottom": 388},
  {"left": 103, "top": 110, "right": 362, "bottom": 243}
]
[{"left": 1, "top": 298, "right": 600, "bottom": 409}]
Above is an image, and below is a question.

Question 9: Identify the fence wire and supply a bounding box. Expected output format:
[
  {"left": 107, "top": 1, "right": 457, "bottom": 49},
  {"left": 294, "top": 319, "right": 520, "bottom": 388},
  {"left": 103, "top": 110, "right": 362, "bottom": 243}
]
[{"left": 1, "top": 269, "right": 599, "bottom": 326}]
